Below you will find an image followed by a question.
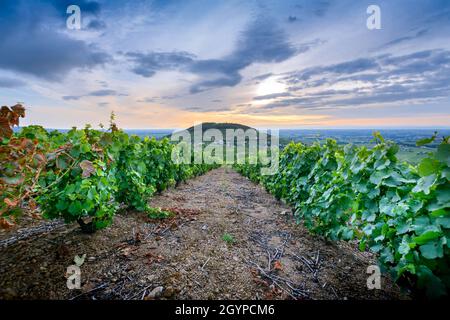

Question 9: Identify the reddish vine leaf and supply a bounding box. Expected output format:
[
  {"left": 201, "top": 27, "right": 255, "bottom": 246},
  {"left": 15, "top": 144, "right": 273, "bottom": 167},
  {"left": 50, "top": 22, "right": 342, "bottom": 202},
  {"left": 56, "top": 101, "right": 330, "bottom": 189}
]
[
  {"left": 273, "top": 260, "right": 283, "bottom": 271},
  {"left": 0, "top": 104, "right": 25, "bottom": 138},
  {"left": 0, "top": 117, "right": 13, "bottom": 138},
  {"left": 0, "top": 106, "right": 8, "bottom": 116},
  {"left": 29, "top": 199, "right": 37, "bottom": 211},
  {"left": 11, "top": 104, "right": 25, "bottom": 118},
  {"left": 0, "top": 218, "right": 14, "bottom": 229},
  {"left": 4, "top": 198, "right": 18, "bottom": 207},
  {"left": 80, "top": 160, "right": 95, "bottom": 178}
]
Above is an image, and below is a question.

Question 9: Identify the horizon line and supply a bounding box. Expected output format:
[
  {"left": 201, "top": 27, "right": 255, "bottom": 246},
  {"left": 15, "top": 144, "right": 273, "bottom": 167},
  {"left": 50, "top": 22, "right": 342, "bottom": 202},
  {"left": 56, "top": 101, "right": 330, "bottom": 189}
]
[{"left": 16, "top": 126, "right": 450, "bottom": 131}]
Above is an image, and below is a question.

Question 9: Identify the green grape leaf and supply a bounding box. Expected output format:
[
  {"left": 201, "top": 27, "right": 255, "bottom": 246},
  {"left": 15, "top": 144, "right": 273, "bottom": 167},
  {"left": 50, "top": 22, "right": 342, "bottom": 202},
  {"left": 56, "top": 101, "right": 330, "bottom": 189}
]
[
  {"left": 398, "top": 237, "right": 411, "bottom": 255},
  {"left": 436, "top": 143, "right": 450, "bottom": 166},
  {"left": 416, "top": 132, "right": 437, "bottom": 147},
  {"left": 412, "top": 174, "right": 436, "bottom": 195},
  {"left": 417, "top": 158, "right": 440, "bottom": 177},
  {"left": 413, "top": 229, "right": 442, "bottom": 245},
  {"left": 419, "top": 238, "right": 444, "bottom": 259}
]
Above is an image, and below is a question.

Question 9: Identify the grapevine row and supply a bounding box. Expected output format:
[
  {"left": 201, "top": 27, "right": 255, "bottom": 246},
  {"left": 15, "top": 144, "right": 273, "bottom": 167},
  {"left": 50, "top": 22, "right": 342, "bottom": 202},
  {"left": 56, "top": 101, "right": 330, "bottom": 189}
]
[
  {"left": 234, "top": 133, "right": 449, "bottom": 298},
  {"left": 0, "top": 105, "right": 218, "bottom": 232}
]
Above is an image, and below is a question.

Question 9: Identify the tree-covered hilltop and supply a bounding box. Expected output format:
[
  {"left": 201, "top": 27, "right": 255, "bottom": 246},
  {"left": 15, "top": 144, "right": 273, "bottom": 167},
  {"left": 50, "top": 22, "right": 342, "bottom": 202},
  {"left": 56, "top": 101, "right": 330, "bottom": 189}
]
[
  {"left": 171, "top": 122, "right": 255, "bottom": 139},
  {"left": 169, "top": 122, "right": 282, "bottom": 146}
]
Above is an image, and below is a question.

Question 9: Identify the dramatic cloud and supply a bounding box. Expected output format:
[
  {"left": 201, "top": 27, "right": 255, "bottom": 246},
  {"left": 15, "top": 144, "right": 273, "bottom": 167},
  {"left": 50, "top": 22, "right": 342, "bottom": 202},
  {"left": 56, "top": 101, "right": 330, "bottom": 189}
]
[
  {"left": 188, "top": 16, "right": 298, "bottom": 93},
  {"left": 63, "top": 89, "right": 128, "bottom": 101},
  {"left": 258, "top": 49, "right": 450, "bottom": 110},
  {"left": 0, "top": 77, "right": 26, "bottom": 88},
  {"left": 253, "top": 92, "right": 292, "bottom": 100},
  {"left": 0, "top": 0, "right": 110, "bottom": 81},
  {"left": 87, "top": 19, "right": 107, "bottom": 30},
  {"left": 251, "top": 73, "right": 274, "bottom": 82},
  {"left": 62, "top": 96, "right": 81, "bottom": 101},
  {"left": 137, "top": 97, "right": 159, "bottom": 103},
  {"left": 88, "top": 89, "right": 125, "bottom": 97},
  {"left": 284, "top": 58, "right": 380, "bottom": 84},
  {"left": 126, "top": 16, "right": 308, "bottom": 93},
  {"left": 381, "top": 29, "right": 429, "bottom": 49},
  {"left": 126, "top": 51, "right": 196, "bottom": 78},
  {"left": 0, "top": 35, "right": 110, "bottom": 80}
]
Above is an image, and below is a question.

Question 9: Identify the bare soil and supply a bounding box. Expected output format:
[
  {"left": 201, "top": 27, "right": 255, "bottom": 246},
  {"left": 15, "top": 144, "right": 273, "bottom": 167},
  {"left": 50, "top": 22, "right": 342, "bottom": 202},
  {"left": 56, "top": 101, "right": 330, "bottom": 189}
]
[{"left": 0, "top": 167, "right": 410, "bottom": 300}]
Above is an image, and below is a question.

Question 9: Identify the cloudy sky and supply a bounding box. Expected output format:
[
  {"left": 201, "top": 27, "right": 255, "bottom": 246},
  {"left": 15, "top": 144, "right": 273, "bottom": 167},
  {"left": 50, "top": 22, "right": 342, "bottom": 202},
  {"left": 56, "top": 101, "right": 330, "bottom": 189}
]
[{"left": 1, "top": 0, "right": 450, "bottom": 129}]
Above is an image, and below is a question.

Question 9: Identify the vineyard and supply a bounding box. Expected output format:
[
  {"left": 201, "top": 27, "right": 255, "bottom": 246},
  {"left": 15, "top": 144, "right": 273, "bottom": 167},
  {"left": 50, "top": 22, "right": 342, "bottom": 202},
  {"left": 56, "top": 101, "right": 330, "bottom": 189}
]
[
  {"left": 0, "top": 104, "right": 218, "bottom": 232},
  {"left": 0, "top": 103, "right": 448, "bottom": 299},
  {"left": 235, "top": 133, "right": 450, "bottom": 298}
]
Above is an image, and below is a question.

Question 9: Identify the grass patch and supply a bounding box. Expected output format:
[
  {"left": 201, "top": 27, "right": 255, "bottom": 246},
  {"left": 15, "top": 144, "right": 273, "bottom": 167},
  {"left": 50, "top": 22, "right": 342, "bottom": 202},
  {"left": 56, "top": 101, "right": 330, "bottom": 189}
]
[
  {"left": 222, "top": 233, "right": 235, "bottom": 244},
  {"left": 146, "top": 207, "right": 174, "bottom": 219}
]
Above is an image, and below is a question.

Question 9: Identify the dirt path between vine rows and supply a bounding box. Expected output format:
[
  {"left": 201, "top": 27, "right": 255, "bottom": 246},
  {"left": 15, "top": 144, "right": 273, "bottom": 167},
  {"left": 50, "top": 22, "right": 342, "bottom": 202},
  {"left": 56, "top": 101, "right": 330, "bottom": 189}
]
[{"left": 0, "top": 167, "right": 409, "bottom": 300}]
